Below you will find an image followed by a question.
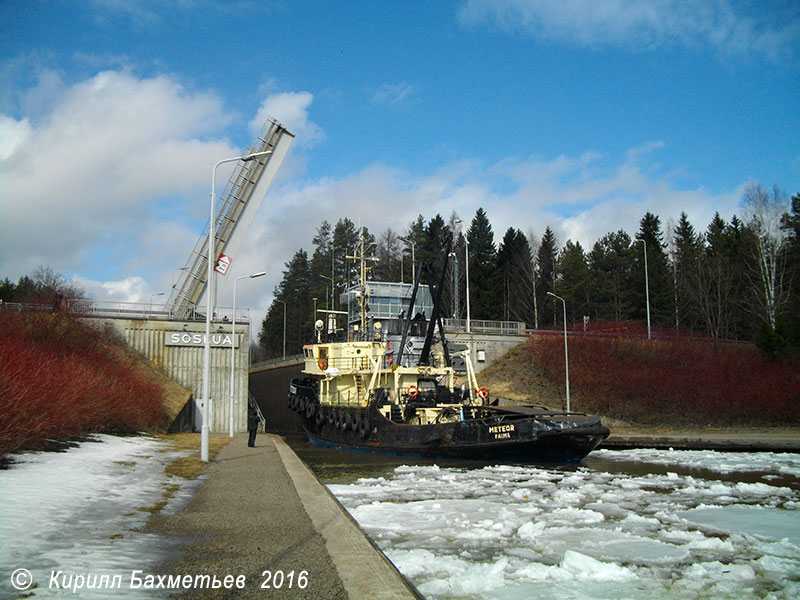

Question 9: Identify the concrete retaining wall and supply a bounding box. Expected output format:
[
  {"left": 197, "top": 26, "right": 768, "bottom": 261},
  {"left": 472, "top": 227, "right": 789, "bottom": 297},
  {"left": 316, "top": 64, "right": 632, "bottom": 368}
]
[{"left": 100, "top": 318, "right": 250, "bottom": 433}]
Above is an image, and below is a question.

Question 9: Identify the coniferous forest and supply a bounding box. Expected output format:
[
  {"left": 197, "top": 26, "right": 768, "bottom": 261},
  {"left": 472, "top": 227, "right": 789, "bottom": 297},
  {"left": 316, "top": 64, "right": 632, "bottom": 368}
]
[{"left": 257, "top": 183, "right": 800, "bottom": 361}]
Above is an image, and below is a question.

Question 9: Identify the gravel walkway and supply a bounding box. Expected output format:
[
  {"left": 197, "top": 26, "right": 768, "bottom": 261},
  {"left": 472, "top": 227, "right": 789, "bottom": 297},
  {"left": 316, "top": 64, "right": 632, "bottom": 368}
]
[{"left": 147, "top": 433, "right": 419, "bottom": 599}]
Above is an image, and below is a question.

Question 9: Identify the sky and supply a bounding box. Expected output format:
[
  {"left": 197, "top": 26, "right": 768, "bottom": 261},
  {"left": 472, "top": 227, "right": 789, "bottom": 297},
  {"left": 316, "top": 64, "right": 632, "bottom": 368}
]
[{"left": 1, "top": 0, "right": 798, "bottom": 330}]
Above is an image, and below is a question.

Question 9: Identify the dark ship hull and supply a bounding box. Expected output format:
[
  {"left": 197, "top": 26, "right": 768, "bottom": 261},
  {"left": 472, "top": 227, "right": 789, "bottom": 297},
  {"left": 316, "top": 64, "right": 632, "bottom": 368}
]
[{"left": 288, "top": 385, "right": 609, "bottom": 463}]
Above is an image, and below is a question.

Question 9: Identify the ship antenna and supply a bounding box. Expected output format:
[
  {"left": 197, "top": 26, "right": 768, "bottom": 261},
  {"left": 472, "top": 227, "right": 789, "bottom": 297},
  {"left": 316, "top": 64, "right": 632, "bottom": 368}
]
[{"left": 345, "top": 228, "right": 378, "bottom": 341}]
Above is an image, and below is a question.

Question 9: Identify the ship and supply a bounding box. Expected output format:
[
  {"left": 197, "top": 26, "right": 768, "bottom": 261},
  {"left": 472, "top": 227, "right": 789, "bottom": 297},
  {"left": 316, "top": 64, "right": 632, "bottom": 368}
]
[{"left": 288, "top": 232, "right": 609, "bottom": 462}]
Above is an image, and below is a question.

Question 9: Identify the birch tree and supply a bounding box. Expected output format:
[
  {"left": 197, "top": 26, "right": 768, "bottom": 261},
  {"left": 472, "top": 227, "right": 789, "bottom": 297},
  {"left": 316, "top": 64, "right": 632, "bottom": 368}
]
[{"left": 741, "top": 182, "right": 791, "bottom": 330}]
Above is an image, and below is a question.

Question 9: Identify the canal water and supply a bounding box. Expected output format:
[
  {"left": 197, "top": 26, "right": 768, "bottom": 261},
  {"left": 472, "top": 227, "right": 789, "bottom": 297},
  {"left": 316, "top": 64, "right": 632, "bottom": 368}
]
[{"left": 290, "top": 440, "right": 800, "bottom": 599}]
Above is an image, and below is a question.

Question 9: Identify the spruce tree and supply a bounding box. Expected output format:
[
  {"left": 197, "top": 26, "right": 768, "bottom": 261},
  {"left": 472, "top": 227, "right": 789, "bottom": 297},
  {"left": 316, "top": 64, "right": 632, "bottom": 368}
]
[
  {"left": 557, "top": 240, "right": 590, "bottom": 324},
  {"left": 468, "top": 208, "right": 500, "bottom": 320},
  {"left": 634, "top": 212, "right": 672, "bottom": 329},
  {"left": 536, "top": 227, "right": 558, "bottom": 326},
  {"left": 259, "top": 249, "right": 312, "bottom": 358},
  {"left": 587, "top": 230, "right": 633, "bottom": 322},
  {"left": 497, "top": 228, "right": 534, "bottom": 324},
  {"left": 672, "top": 212, "right": 703, "bottom": 332}
]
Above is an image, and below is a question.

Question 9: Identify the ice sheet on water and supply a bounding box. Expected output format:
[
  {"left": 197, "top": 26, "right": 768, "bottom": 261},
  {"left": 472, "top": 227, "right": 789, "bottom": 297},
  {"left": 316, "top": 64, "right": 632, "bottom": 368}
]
[
  {"left": 679, "top": 505, "right": 800, "bottom": 547},
  {"left": 328, "top": 449, "right": 800, "bottom": 599},
  {"left": 593, "top": 447, "right": 800, "bottom": 478},
  {"left": 0, "top": 434, "right": 199, "bottom": 598}
]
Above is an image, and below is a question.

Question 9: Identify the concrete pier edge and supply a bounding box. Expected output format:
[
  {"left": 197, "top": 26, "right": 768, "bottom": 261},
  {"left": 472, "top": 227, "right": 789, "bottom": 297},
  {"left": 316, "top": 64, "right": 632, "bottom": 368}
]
[
  {"left": 270, "top": 435, "right": 423, "bottom": 600},
  {"left": 602, "top": 427, "right": 800, "bottom": 453}
]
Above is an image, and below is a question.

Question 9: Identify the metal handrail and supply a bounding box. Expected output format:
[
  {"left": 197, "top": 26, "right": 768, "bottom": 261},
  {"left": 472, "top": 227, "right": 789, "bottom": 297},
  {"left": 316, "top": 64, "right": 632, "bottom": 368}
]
[{"left": 0, "top": 299, "right": 251, "bottom": 322}]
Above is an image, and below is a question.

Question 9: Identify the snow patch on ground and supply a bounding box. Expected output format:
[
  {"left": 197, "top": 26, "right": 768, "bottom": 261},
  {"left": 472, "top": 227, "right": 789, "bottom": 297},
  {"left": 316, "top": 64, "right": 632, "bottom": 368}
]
[{"left": 1, "top": 434, "right": 199, "bottom": 598}]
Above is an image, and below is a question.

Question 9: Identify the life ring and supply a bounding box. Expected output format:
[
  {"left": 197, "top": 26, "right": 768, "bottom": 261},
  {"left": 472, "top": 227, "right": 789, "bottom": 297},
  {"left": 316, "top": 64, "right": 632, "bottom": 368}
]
[
  {"left": 386, "top": 354, "right": 393, "bottom": 366},
  {"left": 477, "top": 387, "right": 489, "bottom": 400},
  {"left": 407, "top": 385, "right": 419, "bottom": 398},
  {"left": 386, "top": 341, "right": 393, "bottom": 351}
]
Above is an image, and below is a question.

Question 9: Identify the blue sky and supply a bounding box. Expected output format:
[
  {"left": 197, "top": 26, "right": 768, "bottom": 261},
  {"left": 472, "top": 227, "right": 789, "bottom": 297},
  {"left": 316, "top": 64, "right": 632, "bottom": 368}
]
[{"left": 1, "top": 0, "right": 798, "bottom": 325}]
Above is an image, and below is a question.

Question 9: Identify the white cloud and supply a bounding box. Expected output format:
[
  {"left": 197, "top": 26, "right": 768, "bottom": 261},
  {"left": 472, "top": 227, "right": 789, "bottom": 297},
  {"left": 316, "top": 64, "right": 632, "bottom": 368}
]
[
  {"left": 249, "top": 91, "right": 324, "bottom": 149},
  {"left": 371, "top": 82, "right": 415, "bottom": 106},
  {"left": 0, "top": 65, "right": 745, "bottom": 333},
  {"left": 73, "top": 275, "right": 152, "bottom": 303},
  {"left": 221, "top": 143, "right": 743, "bottom": 331},
  {"left": 0, "top": 69, "right": 238, "bottom": 280},
  {"left": 458, "top": 0, "right": 800, "bottom": 63},
  {"left": 0, "top": 114, "right": 31, "bottom": 160}
]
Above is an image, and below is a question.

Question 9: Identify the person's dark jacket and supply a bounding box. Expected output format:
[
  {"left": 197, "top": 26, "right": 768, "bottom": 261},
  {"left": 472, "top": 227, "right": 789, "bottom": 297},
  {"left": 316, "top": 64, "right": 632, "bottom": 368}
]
[{"left": 248, "top": 412, "right": 261, "bottom": 431}]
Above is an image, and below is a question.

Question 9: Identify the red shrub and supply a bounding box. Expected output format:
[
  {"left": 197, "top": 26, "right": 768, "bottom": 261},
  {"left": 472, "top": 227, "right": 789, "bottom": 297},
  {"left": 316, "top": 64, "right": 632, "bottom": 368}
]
[
  {"left": 0, "top": 310, "right": 165, "bottom": 455},
  {"left": 528, "top": 323, "right": 800, "bottom": 426}
]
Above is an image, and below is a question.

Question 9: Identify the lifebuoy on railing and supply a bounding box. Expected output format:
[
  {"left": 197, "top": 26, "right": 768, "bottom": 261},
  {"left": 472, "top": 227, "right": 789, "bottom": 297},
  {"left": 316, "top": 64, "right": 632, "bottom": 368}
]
[
  {"left": 386, "top": 354, "right": 393, "bottom": 366},
  {"left": 407, "top": 385, "right": 419, "bottom": 398},
  {"left": 477, "top": 387, "right": 489, "bottom": 400}
]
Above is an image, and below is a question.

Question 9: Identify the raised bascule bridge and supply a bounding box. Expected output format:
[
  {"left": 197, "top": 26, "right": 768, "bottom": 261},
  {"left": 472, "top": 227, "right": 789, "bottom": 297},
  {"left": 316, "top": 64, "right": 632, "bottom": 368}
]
[{"left": 67, "top": 119, "right": 295, "bottom": 433}]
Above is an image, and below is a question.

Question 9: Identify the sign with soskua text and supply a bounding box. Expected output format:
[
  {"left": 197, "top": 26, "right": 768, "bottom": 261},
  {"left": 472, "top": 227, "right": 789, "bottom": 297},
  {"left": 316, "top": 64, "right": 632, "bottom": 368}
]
[{"left": 165, "top": 332, "right": 239, "bottom": 348}]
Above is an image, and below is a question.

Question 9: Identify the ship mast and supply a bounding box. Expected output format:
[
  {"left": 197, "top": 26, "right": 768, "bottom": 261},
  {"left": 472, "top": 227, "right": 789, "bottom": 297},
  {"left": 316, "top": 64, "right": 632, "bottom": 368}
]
[{"left": 346, "top": 229, "right": 379, "bottom": 341}]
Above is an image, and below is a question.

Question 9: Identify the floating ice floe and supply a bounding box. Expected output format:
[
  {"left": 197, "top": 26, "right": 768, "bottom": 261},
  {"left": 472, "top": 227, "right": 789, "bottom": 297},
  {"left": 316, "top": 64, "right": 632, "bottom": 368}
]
[{"left": 328, "top": 450, "right": 800, "bottom": 599}]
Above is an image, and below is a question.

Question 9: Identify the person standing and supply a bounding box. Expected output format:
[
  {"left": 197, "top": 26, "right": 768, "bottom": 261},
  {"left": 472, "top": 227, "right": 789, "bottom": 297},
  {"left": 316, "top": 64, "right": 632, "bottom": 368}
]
[{"left": 247, "top": 407, "right": 261, "bottom": 447}]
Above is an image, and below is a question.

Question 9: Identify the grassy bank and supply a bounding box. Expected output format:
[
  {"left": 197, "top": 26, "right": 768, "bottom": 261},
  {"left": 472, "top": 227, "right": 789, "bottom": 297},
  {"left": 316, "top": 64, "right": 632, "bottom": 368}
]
[
  {"left": 0, "top": 309, "right": 167, "bottom": 456},
  {"left": 527, "top": 325, "right": 800, "bottom": 426}
]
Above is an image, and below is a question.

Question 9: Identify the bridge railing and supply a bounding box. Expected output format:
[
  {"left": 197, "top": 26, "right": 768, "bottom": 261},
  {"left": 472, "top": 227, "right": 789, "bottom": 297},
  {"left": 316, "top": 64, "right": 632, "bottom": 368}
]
[
  {"left": 443, "top": 319, "right": 526, "bottom": 335},
  {"left": 1, "top": 299, "right": 250, "bottom": 323}
]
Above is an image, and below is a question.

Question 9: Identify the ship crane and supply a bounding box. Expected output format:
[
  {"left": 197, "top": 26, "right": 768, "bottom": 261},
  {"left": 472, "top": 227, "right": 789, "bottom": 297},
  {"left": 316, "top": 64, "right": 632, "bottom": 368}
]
[{"left": 168, "top": 119, "right": 294, "bottom": 319}]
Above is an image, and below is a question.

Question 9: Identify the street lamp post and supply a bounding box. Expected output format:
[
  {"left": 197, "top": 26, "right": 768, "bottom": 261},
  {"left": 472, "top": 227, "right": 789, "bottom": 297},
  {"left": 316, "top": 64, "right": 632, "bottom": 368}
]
[
  {"left": 274, "top": 299, "right": 286, "bottom": 359},
  {"left": 465, "top": 238, "right": 471, "bottom": 333},
  {"left": 230, "top": 271, "right": 266, "bottom": 438},
  {"left": 449, "top": 252, "right": 457, "bottom": 322},
  {"left": 150, "top": 291, "right": 165, "bottom": 309},
  {"left": 399, "top": 236, "right": 415, "bottom": 283},
  {"left": 637, "top": 238, "right": 652, "bottom": 340},
  {"left": 547, "top": 291, "right": 570, "bottom": 412},
  {"left": 150, "top": 292, "right": 165, "bottom": 318},
  {"left": 202, "top": 150, "right": 272, "bottom": 462}
]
